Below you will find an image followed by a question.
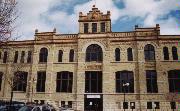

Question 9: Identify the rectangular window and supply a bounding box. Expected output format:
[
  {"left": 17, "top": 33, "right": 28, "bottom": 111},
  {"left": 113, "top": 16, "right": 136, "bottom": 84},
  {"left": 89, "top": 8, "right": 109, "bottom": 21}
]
[
  {"left": 58, "top": 50, "right": 63, "bottom": 62},
  {"left": 116, "top": 71, "right": 134, "bottom": 93},
  {"left": 130, "top": 102, "right": 135, "bottom": 109},
  {"left": 154, "top": 102, "right": 160, "bottom": 109},
  {"left": 146, "top": 70, "right": 158, "bottom": 93},
  {"left": 123, "top": 102, "right": 128, "bottom": 109},
  {"left": 61, "top": 101, "right": 65, "bottom": 107},
  {"left": 0, "top": 73, "right": 3, "bottom": 91},
  {"left": 20, "top": 51, "right": 25, "bottom": 63},
  {"left": 84, "top": 23, "right": 88, "bottom": 33},
  {"left": 0, "top": 51, "right": 1, "bottom": 59},
  {"left": 68, "top": 101, "right": 72, "bottom": 108},
  {"left": 147, "top": 102, "right": 152, "bottom": 109},
  {"left": 27, "top": 51, "right": 32, "bottom": 63},
  {"left": 170, "top": 102, "right": 176, "bottom": 109},
  {"left": 92, "top": 23, "right": 97, "bottom": 33},
  {"left": 85, "top": 71, "right": 102, "bottom": 93},
  {"left": 14, "top": 51, "right": 18, "bottom": 63},
  {"left": 36, "top": 71, "right": 46, "bottom": 92},
  {"left": 168, "top": 70, "right": 180, "bottom": 92},
  {"left": 100, "top": 22, "right": 105, "bottom": 32},
  {"left": 13, "top": 72, "right": 28, "bottom": 92},
  {"left": 56, "top": 71, "right": 73, "bottom": 92},
  {"left": 3, "top": 51, "right": 7, "bottom": 63}
]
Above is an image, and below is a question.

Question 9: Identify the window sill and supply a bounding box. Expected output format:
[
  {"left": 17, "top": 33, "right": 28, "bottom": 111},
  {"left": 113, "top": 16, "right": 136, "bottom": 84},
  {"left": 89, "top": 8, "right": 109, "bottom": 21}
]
[{"left": 13, "top": 91, "right": 26, "bottom": 93}]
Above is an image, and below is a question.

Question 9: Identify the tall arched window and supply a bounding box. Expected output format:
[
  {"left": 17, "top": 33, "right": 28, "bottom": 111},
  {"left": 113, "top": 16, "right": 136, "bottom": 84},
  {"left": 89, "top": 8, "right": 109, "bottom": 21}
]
[
  {"left": 127, "top": 48, "right": 133, "bottom": 61},
  {"left": 69, "top": 49, "right": 74, "bottom": 62},
  {"left": 163, "top": 47, "right": 169, "bottom": 60},
  {"left": 144, "top": 44, "right": 155, "bottom": 61},
  {"left": 172, "top": 47, "right": 178, "bottom": 60},
  {"left": 39, "top": 48, "right": 48, "bottom": 63},
  {"left": 58, "top": 50, "right": 63, "bottom": 62},
  {"left": 86, "top": 44, "right": 103, "bottom": 62},
  {"left": 3, "top": 51, "right": 7, "bottom": 63},
  {"left": 115, "top": 48, "right": 120, "bottom": 61}
]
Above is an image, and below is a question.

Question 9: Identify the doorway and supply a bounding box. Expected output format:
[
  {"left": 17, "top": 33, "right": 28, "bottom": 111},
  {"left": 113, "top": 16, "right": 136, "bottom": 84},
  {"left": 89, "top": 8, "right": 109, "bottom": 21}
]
[{"left": 84, "top": 95, "right": 103, "bottom": 111}]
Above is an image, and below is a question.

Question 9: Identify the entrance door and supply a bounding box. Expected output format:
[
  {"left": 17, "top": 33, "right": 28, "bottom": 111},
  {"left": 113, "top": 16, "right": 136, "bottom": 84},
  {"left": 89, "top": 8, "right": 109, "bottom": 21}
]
[{"left": 84, "top": 96, "right": 103, "bottom": 111}]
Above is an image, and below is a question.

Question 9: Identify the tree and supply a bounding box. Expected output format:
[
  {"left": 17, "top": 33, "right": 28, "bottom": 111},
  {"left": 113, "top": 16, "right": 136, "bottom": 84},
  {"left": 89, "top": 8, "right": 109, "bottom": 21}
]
[{"left": 0, "top": 0, "right": 17, "bottom": 44}]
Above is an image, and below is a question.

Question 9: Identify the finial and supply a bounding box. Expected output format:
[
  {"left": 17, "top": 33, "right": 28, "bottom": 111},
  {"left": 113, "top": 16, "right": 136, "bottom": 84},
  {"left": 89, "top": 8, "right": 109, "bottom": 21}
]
[
  {"left": 35, "top": 29, "right": 38, "bottom": 33},
  {"left": 53, "top": 28, "right": 56, "bottom": 32}
]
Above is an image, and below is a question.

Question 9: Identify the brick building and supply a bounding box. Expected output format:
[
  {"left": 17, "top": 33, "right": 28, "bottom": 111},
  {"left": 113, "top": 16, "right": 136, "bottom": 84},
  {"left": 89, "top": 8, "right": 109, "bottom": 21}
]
[{"left": 0, "top": 6, "right": 180, "bottom": 111}]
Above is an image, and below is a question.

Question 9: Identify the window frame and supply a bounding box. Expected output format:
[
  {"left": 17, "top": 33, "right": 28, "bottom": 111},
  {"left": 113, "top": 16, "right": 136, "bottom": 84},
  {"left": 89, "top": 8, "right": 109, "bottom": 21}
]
[
  {"left": 13, "top": 71, "right": 28, "bottom": 92},
  {"left": 39, "top": 48, "right": 48, "bottom": 63},
  {"left": 56, "top": 71, "right": 73, "bottom": 93},
  {"left": 86, "top": 44, "right": 103, "bottom": 62},
  {"left": 163, "top": 47, "right": 169, "bottom": 60},
  {"left": 36, "top": 71, "right": 46, "bottom": 92},
  {"left": 116, "top": 71, "right": 134, "bottom": 93},
  {"left": 115, "top": 48, "right": 120, "bottom": 61},
  {"left": 144, "top": 44, "right": 155, "bottom": 61},
  {"left": 127, "top": 48, "right": 133, "bottom": 61},
  {"left": 146, "top": 70, "right": 158, "bottom": 93}
]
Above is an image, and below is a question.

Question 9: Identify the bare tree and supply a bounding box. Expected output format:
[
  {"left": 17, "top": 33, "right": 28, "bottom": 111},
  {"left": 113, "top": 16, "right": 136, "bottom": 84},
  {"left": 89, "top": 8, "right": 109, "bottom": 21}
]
[{"left": 0, "top": 0, "right": 17, "bottom": 44}]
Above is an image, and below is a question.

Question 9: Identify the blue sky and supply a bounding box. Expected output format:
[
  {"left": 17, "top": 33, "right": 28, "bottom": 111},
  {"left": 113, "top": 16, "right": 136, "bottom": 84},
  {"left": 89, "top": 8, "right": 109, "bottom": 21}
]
[{"left": 16, "top": 0, "right": 180, "bottom": 40}]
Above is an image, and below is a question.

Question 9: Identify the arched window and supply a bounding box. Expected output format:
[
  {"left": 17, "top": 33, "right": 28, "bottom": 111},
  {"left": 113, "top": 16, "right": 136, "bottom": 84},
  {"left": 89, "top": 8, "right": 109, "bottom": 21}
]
[
  {"left": 13, "top": 71, "right": 28, "bottom": 91},
  {"left": 115, "top": 48, "right": 120, "bottom": 61},
  {"left": 127, "top": 48, "right": 133, "bottom": 61},
  {"left": 144, "top": 44, "right": 155, "bottom": 61},
  {"left": 3, "top": 51, "right": 7, "bottom": 63},
  {"left": 58, "top": 50, "right": 63, "bottom": 62},
  {"left": 163, "top": 47, "right": 169, "bottom": 60},
  {"left": 172, "top": 47, "right": 178, "bottom": 60},
  {"left": 0, "top": 72, "right": 3, "bottom": 91},
  {"left": 69, "top": 49, "right": 74, "bottom": 62},
  {"left": 116, "top": 71, "right": 134, "bottom": 93},
  {"left": 86, "top": 44, "right": 103, "bottom": 62},
  {"left": 39, "top": 48, "right": 48, "bottom": 63}
]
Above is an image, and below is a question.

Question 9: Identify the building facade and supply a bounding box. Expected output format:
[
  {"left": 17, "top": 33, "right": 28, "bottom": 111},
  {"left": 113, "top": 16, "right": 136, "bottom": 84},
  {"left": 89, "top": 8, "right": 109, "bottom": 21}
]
[{"left": 0, "top": 6, "right": 180, "bottom": 111}]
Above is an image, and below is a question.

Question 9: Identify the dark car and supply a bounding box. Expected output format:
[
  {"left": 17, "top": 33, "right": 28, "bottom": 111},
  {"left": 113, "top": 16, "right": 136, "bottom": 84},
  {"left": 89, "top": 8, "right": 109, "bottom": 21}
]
[{"left": 0, "top": 105, "right": 23, "bottom": 111}]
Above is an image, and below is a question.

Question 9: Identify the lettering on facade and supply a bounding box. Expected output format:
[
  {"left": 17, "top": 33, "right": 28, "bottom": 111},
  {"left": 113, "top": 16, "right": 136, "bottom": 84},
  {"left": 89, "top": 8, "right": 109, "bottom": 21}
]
[{"left": 86, "top": 65, "right": 102, "bottom": 70}]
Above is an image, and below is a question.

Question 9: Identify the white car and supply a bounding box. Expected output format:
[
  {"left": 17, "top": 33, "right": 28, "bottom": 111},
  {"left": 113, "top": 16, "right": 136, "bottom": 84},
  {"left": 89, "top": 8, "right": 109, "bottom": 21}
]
[{"left": 18, "top": 104, "right": 55, "bottom": 111}]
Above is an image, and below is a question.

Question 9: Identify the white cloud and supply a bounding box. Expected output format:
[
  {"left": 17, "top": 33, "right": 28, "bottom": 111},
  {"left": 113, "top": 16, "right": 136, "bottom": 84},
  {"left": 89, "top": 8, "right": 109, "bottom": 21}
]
[{"left": 15, "top": 0, "right": 180, "bottom": 40}]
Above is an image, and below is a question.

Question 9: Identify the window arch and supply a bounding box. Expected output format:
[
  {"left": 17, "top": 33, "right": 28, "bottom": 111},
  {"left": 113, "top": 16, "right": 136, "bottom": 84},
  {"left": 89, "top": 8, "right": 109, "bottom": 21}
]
[
  {"left": 172, "top": 47, "right": 178, "bottom": 60},
  {"left": 144, "top": 44, "right": 155, "bottom": 61},
  {"left": 127, "top": 48, "right": 133, "bottom": 61},
  {"left": 58, "top": 50, "right": 63, "bottom": 62},
  {"left": 86, "top": 44, "right": 103, "bottom": 62},
  {"left": 39, "top": 48, "right": 48, "bottom": 63},
  {"left": 69, "top": 49, "right": 74, "bottom": 62},
  {"left": 115, "top": 48, "right": 120, "bottom": 61},
  {"left": 163, "top": 47, "right": 169, "bottom": 60}
]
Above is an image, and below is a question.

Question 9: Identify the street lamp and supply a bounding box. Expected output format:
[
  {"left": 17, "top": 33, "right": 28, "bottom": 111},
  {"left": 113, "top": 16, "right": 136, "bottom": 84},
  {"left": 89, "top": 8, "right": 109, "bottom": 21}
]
[
  {"left": 123, "top": 82, "right": 130, "bottom": 111},
  {"left": 29, "top": 77, "right": 35, "bottom": 103}
]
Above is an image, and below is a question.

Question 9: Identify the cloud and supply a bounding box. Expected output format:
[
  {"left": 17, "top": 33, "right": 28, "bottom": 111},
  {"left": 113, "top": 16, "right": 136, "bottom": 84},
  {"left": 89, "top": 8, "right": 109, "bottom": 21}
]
[{"left": 15, "top": 0, "right": 180, "bottom": 40}]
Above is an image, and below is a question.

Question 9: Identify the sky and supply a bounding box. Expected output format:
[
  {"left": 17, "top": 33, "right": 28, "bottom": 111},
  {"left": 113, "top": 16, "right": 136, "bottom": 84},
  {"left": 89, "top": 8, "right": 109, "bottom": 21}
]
[{"left": 15, "top": 0, "right": 180, "bottom": 40}]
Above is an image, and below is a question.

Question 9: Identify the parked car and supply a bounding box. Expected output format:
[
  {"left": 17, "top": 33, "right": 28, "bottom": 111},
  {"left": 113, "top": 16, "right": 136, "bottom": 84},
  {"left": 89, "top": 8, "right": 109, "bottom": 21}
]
[
  {"left": 18, "top": 104, "right": 56, "bottom": 111},
  {"left": 59, "top": 105, "right": 74, "bottom": 111},
  {"left": 0, "top": 104, "right": 23, "bottom": 111}
]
